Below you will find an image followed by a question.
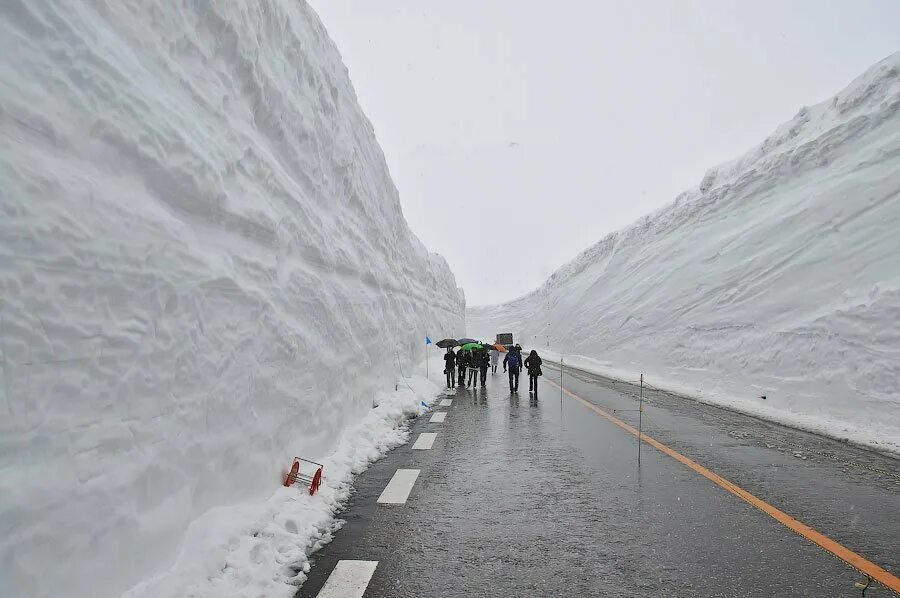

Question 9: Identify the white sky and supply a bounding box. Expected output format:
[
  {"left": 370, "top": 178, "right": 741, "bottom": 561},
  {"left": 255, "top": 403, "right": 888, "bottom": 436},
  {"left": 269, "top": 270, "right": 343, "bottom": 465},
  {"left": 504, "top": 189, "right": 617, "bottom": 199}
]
[{"left": 308, "top": 0, "right": 900, "bottom": 306}]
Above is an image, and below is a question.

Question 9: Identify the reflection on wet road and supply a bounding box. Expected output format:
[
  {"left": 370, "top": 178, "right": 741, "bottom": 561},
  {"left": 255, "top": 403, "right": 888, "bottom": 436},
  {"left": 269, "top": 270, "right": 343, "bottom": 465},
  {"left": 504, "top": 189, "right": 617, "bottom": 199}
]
[{"left": 297, "top": 363, "right": 900, "bottom": 597}]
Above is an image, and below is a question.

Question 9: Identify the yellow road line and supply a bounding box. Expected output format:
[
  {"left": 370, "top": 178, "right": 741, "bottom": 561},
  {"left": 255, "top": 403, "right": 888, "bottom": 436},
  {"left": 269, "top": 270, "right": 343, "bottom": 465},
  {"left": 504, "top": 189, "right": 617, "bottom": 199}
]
[{"left": 543, "top": 378, "right": 900, "bottom": 592}]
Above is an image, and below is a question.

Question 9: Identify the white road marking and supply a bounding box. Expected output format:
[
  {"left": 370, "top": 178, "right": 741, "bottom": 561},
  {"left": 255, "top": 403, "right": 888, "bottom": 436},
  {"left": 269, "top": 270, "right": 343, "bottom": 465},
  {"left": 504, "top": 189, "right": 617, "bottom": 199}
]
[
  {"left": 412, "top": 432, "right": 436, "bottom": 450},
  {"left": 316, "top": 560, "right": 378, "bottom": 598},
  {"left": 429, "top": 412, "right": 446, "bottom": 423},
  {"left": 377, "top": 469, "right": 421, "bottom": 504},
  {"left": 440, "top": 399, "right": 453, "bottom": 406}
]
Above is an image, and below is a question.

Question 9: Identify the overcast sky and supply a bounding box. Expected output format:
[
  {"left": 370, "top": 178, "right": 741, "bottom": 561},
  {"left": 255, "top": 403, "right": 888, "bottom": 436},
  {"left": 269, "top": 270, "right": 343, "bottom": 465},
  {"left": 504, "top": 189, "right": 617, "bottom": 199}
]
[{"left": 309, "top": 0, "right": 900, "bottom": 306}]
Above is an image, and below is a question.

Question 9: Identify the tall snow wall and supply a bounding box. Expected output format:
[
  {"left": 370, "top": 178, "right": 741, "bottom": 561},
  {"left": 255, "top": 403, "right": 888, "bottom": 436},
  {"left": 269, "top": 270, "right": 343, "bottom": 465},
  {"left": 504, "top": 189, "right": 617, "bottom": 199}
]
[
  {"left": 0, "top": 2, "right": 464, "bottom": 597},
  {"left": 470, "top": 54, "right": 900, "bottom": 454}
]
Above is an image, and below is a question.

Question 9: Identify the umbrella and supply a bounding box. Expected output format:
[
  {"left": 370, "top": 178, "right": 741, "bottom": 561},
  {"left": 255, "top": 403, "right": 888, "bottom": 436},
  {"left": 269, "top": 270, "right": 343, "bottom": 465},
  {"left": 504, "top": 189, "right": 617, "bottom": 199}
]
[
  {"left": 457, "top": 338, "right": 478, "bottom": 346},
  {"left": 486, "top": 343, "right": 507, "bottom": 352},
  {"left": 460, "top": 342, "right": 483, "bottom": 351},
  {"left": 435, "top": 338, "right": 458, "bottom": 348}
]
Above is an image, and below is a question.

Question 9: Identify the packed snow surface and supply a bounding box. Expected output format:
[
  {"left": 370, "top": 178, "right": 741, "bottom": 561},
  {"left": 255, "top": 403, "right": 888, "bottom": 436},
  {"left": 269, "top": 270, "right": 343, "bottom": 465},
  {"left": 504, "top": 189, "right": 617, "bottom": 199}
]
[
  {"left": 470, "top": 53, "right": 900, "bottom": 454},
  {"left": 0, "top": 1, "right": 463, "bottom": 597}
]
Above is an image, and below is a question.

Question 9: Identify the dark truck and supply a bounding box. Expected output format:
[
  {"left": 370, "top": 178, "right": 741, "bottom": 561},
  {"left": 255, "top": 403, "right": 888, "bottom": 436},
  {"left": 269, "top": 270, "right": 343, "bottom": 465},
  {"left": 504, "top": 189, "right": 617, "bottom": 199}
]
[{"left": 496, "top": 332, "right": 514, "bottom": 347}]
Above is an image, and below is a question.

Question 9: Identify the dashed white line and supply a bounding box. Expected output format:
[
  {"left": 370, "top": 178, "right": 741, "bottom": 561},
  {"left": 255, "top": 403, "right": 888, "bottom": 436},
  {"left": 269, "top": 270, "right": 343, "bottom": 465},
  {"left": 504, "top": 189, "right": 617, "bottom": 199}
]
[
  {"left": 411, "top": 432, "right": 436, "bottom": 450},
  {"left": 429, "top": 412, "right": 446, "bottom": 423},
  {"left": 440, "top": 399, "right": 453, "bottom": 406},
  {"left": 316, "top": 560, "right": 378, "bottom": 598},
  {"left": 377, "top": 469, "right": 421, "bottom": 504}
]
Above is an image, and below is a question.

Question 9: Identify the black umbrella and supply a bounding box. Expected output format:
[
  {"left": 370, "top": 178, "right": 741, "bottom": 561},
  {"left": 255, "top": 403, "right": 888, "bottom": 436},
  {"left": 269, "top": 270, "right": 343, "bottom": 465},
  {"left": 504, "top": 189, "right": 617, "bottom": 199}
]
[
  {"left": 435, "top": 338, "right": 458, "bottom": 348},
  {"left": 456, "top": 338, "right": 478, "bottom": 346}
]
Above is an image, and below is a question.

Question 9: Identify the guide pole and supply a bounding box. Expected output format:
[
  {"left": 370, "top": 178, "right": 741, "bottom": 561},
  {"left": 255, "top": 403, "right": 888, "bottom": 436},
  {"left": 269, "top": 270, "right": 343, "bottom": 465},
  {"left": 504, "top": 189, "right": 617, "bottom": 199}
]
[
  {"left": 638, "top": 373, "right": 643, "bottom": 465},
  {"left": 425, "top": 331, "right": 429, "bottom": 380},
  {"left": 560, "top": 356, "right": 564, "bottom": 405}
]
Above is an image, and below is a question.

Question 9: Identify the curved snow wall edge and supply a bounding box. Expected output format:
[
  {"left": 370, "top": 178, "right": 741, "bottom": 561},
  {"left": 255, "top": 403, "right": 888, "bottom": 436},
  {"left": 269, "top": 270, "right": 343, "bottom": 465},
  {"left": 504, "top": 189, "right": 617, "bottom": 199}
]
[
  {"left": 469, "top": 54, "right": 900, "bottom": 453},
  {"left": 0, "top": 1, "right": 464, "bottom": 596}
]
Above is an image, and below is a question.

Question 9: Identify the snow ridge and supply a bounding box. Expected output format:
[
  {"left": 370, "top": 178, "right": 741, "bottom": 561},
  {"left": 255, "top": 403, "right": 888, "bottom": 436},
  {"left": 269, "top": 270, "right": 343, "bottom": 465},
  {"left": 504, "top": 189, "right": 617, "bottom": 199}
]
[
  {"left": 469, "top": 53, "right": 900, "bottom": 453},
  {"left": 0, "top": 1, "right": 463, "bottom": 597}
]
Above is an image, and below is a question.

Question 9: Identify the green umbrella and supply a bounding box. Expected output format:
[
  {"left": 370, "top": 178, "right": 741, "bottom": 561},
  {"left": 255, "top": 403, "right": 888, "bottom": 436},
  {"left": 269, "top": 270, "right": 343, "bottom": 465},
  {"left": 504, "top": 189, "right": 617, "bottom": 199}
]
[{"left": 460, "top": 342, "right": 483, "bottom": 351}]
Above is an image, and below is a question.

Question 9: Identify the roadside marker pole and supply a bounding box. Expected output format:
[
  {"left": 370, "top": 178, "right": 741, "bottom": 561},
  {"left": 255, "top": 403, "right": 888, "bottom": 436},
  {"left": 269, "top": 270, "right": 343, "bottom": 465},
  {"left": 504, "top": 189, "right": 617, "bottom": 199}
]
[
  {"left": 638, "top": 373, "right": 643, "bottom": 466},
  {"left": 560, "top": 356, "right": 564, "bottom": 406},
  {"left": 425, "top": 331, "right": 429, "bottom": 380}
]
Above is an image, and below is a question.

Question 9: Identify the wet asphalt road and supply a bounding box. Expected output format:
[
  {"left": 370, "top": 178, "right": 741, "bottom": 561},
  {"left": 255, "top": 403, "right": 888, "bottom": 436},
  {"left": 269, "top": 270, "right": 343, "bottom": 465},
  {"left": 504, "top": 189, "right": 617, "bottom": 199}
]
[{"left": 296, "top": 363, "right": 900, "bottom": 597}]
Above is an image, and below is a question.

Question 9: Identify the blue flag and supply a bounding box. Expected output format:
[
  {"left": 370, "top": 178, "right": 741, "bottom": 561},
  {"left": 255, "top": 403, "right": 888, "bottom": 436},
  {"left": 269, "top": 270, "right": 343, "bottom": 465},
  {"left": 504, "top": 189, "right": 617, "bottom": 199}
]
[{"left": 425, "top": 336, "right": 432, "bottom": 345}]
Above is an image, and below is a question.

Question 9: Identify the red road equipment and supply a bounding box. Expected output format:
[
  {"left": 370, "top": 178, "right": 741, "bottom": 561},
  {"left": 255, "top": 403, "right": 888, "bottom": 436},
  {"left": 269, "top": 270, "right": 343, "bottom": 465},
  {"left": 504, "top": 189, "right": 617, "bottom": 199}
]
[{"left": 283, "top": 457, "right": 324, "bottom": 496}]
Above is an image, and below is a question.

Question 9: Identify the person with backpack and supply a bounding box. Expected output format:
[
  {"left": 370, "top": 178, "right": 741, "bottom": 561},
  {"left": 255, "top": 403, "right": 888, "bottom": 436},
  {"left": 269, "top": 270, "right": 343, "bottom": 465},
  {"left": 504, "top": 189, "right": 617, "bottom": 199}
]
[
  {"left": 524, "top": 349, "right": 543, "bottom": 394},
  {"left": 503, "top": 345, "right": 523, "bottom": 392},
  {"left": 457, "top": 348, "right": 469, "bottom": 387},
  {"left": 443, "top": 347, "right": 457, "bottom": 389}
]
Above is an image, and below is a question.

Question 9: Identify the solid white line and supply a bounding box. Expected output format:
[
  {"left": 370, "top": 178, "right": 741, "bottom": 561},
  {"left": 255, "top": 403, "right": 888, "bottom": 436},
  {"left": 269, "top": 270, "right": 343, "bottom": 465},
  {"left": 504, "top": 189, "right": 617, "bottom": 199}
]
[
  {"left": 377, "top": 469, "right": 420, "bottom": 504},
  {"left": 316, "top": 560, "right": 378, "bottom": 598},
  {"left": 440, "top": 399, "right": 453, "bottom": 406},
  {"left": 412, "top": 432, "right": 436, "bottom": 450},
  {"left": 429, "top": 412, "right": 447, "bottom": 423}
]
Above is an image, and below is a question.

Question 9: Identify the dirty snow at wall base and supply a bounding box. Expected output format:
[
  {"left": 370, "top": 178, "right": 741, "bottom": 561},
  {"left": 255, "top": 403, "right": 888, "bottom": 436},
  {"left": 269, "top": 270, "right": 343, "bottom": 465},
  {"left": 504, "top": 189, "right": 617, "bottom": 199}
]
[
  {"left": 0, "top": 1, "right": 463, "bottom": 597},
  {"left": 470, "top": 53, "right": 900, "bottom": 455}
]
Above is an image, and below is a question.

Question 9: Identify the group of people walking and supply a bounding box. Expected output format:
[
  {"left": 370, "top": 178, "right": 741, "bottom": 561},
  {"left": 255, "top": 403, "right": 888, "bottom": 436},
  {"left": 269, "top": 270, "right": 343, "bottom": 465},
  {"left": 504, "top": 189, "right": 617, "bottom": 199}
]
[
  {"left": 443, "top": 345, "right": 490, "bottom": 389},
  {"left": 443, "top": 343, "right": 543, "bottom": 395}
]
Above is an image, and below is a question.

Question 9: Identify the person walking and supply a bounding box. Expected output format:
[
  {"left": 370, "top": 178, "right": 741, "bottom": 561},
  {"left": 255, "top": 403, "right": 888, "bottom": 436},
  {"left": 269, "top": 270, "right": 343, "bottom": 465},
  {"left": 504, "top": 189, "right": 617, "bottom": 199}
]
[
  {"left": 443, "top": 347, "right": 457, "bottom": 388},
  {"left": 479, "top": 347, "right": 490, "bottom": 386},
  {"left": 467, "top": 348, "right": 481, "bottom": 388},
  {"left": 503, "top": 345, "right": 523, "bottom": 393},
  {"left": 457, "top": 348, "right": 469, "bottom": 387},
  {"left": 490, "top": 349, "right": 499, "bottom": 374},
  {"left": 524, "top": 349, "right": 543, "bottom": 394}
]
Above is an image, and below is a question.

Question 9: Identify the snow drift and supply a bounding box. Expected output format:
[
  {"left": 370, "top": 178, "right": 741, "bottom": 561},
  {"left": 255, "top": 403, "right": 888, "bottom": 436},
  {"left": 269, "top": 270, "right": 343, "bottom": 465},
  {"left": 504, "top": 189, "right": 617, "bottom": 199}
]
[
  {"left": 0, "top": 1, "right": 463, "bottom": 597},
  {"left": 469, "top": 53, "right": 900, "bottom": 454}
]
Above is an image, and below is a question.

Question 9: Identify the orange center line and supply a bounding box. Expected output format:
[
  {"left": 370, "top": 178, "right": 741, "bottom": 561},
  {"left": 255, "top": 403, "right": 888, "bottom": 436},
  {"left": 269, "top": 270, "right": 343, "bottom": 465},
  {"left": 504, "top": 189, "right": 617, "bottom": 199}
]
[{"left": 543, "top": 377, "right": 900, "bottom": 592}]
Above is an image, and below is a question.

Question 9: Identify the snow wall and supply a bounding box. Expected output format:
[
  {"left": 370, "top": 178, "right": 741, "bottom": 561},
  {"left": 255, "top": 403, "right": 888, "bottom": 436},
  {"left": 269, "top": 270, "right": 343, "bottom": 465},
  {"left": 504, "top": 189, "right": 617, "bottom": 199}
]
[
  {"left": 0, "top": 2, "right": 464, "bottom": 597},
  {"left": 469, "top": 53, "right": 900, "bottom": 454}
]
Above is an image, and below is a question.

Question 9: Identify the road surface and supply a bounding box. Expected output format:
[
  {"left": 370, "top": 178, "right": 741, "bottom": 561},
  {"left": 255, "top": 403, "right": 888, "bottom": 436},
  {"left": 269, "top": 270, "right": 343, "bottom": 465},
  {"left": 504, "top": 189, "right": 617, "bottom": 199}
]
[{"left": 297, "top": 362, "right": 900, "bottom": 597}]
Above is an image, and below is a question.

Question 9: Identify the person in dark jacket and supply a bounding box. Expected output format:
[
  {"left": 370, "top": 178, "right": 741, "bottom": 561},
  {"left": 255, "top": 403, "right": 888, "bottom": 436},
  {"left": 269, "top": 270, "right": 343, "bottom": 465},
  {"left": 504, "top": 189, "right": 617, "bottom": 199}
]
[
  {"left": 524, "top": 349, "right": 543, "bottom": 393},
  {"left": 444, "top": 348, "right": 457, "bottom": 388},
  {"left": 503, "top": 345, "right": 523, "bottom": 392},
  {"left": 457, "top": 348, "right": 469, "bottom": 386},
  {"left": 479, "top": 346, "right": 490, "bottom": 386},
  {"left": 467, "top": 348, "right": 482, "bottom": 388}
]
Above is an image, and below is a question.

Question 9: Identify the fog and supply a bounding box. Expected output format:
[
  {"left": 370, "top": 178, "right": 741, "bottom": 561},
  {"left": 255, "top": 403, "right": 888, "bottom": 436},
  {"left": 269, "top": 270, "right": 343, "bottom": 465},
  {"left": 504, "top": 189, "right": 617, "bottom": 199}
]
[{"left": 310, "top": 0, "right": 900, "bottom": 305}]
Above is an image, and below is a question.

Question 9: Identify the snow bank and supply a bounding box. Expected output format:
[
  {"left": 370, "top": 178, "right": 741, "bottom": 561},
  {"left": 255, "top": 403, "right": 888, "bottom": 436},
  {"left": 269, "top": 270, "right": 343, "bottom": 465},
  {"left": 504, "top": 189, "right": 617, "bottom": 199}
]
[
  {"left": 123, "top": 373, "right": 444, "bottom": 598},
  {"left": 469, "top": 53, "right": 900, "bottom": 455},
  {"left": 0, "top": 1, "right": 463, "bottom": 597}
]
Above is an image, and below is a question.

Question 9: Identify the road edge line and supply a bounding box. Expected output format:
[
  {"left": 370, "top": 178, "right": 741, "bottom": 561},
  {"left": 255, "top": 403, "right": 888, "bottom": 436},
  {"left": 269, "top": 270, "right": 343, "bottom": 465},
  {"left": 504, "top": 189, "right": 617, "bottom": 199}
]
[
  {"left": 543, "top": 377, "right": 900, "bottom": 592},
  {"left": 376, "top": 468, "right": 421, "bottom": 505},
  {"left": 315, "top": 560, "right": 378, "bottom": 598}
]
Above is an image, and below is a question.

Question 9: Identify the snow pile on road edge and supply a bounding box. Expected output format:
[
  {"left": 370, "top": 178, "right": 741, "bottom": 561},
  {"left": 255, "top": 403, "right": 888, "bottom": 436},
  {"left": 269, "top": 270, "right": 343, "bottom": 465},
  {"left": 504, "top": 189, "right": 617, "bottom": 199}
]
[{"left": 124, "top": 372, "right": 440, "bottom": 598}]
